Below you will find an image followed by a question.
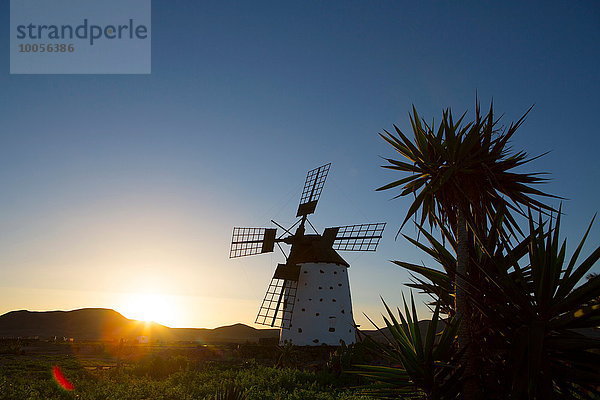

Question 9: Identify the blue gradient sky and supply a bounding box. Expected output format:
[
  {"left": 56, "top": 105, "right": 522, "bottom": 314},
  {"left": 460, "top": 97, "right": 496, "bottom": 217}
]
[{"left": 1, "top": 1, "right": 599, "bottom": 328}]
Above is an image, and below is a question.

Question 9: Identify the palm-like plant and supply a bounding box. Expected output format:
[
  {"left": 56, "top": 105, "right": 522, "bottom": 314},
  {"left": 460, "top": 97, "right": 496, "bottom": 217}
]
[
  {"left": 395, "top": 225, "right": 458, "bottom": 316},
  {"left": 377, "top": 103, "right": 557, "bottom": 398},
  {"left": 378, "top": 103, "right": 555, "bottom": 234},
  {"left": 467, "top": 212, "right": 600, "bottom": 399},
  {"left": 275, "top": 340, "right": 298, "bottom": 368},
  {"left": 355, "top": 297, "right": 461, "bottom": 399},
  {"left": 393, "top": 210, "right": 600, "bottom": 399}
]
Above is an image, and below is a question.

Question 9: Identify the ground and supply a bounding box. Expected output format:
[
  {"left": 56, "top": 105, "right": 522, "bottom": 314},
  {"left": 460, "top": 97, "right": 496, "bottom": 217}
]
[{"left": 0, "top": 339, "right": 376, "bottom": 400}]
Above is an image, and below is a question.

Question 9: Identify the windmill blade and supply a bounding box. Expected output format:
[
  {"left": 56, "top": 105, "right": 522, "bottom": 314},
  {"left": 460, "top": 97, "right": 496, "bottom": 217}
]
[
  {"left": 255, "top": 271, "right": 298, "bottom": 328},
  {"left": 325, "top": 222, "right": 386, "bottom": 251},
  {"left": 229, "top": 227, "right": 277, "bottom": 258},
  {"left": 296, "top": 163, "right": 331, "bottom": 217}
]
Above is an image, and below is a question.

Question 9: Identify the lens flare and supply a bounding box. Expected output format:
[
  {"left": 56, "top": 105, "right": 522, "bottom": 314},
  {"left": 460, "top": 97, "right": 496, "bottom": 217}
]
[{"left": 52, "top": 365, "right": 74, "bottom": 391}]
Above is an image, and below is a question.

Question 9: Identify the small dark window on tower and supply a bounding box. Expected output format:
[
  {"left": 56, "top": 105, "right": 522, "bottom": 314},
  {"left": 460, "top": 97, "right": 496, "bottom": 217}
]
[
  {"left": 338, "top": 283, "right": 342, "bottom": 287},
  {"left": 320, "top": 270, "right": 324, "bottom": 273},
  {"left": 304, "top": 271, "right": 308, "bottom": 274},
  {"left": 304, "top": 283, "right": 307, "bottom": 286},
  {"left": 329, "top": 328, "right": 335, "bottom": 332},
  {"left": 332, "top": 299, "right": 336, "bottom": 302},
  {"left": 329, "top": 286, "right": 333, "bottom": 290},
  {"left": 297, "top": 298, "right": 300, "bottom": 302},
  {"left": 316, "top": 313, "right": 320, "bottom": 316},
  {"left": 298, "top": 328, "right": 302, "bottom": 333},
  {"left": 301, "top": 308, "right": 305, "bottom": 312},
  {"left": 320, "top": 298, "right": 323, "bottom": 302},
  {"left": 308, "top": 298, "right": 312, "bottom": 301},
  {"left": 341, "top": 309, "right": 345, "bottom": 314},
  {"left": 318, "top": 286, "right": 322, "bottom": 290},
  {"left": 313, "top": 339, "right": 319, "bottom": 343},
  {"left": 334, "top": 271, "right": 337, "bottom": 274}
]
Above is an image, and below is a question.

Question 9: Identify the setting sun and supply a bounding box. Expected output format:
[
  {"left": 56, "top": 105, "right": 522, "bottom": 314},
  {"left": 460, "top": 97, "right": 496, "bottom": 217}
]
[{"left": 119, "top": 293, "right": 178, "bottom": 327}]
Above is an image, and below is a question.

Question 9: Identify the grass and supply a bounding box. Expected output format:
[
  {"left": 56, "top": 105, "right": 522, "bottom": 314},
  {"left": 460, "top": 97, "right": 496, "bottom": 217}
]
[{"left": 0, "top": 344, "right": 375, "bottom": 400}]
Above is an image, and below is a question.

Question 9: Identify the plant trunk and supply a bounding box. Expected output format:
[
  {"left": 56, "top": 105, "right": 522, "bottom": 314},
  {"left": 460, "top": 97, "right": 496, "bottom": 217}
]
[{"left": 455, "top": 211, "right": 479, "bottom": 400}]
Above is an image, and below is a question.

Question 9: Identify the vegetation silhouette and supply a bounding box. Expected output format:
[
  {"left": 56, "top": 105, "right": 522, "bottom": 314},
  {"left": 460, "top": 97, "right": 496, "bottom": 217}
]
[{"left": 356, "top": 103, "right": 599, "bottom": 399}]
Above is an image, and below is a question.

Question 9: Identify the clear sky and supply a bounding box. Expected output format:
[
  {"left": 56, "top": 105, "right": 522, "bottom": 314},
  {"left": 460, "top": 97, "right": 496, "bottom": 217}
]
[{"left": 1, "top": 1, "right": 598, "bottom": 328}]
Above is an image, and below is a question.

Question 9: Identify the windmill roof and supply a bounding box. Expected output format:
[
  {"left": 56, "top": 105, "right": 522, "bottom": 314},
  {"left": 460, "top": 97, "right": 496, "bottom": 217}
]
[{"left": 287, "top": 234, "right": 349, "bottom": 267}]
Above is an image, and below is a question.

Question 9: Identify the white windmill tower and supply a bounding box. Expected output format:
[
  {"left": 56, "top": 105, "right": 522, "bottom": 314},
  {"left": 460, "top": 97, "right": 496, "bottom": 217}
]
[{"left": 229, "top": 163, "right": 385, "bottom": 346}]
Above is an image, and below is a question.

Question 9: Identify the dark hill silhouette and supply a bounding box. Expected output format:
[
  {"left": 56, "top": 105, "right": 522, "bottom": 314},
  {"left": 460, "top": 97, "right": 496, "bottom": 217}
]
[
  {"left": 0, "top": 308, "right": 456, "bottom": 344},
  {"left": 0, "top": 308, "right": 278, "bottom": 343},
  {"left": 171, "top": 323, "right": 279, "bottom": 343}
]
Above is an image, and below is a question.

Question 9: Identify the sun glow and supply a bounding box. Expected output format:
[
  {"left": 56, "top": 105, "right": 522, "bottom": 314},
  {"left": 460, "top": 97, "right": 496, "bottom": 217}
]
[{"left": 119, "top": 292, "right": 178, "bottom": 327}]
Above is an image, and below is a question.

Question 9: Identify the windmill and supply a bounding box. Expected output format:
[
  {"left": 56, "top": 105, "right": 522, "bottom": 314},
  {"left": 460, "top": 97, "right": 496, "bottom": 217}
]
[{"left": 229, "top": 163, "right": 385, "bottom": 346}]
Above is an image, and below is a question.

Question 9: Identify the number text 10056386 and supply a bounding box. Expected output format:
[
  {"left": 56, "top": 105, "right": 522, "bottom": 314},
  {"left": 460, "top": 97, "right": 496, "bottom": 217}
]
[{"left": 18, "top": 44, "right": 75, "bottom": 52}]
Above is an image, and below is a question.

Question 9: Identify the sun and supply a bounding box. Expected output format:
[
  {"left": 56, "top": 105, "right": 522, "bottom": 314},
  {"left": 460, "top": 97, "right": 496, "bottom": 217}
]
[{"left": 119, "top": 292, "right": 177, "bottom": 326}]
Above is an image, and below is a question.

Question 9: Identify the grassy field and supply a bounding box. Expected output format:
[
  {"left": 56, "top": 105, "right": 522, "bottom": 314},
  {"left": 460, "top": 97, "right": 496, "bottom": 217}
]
[{"left": 0, "top": 340, "right": 375, "bottom": 400}]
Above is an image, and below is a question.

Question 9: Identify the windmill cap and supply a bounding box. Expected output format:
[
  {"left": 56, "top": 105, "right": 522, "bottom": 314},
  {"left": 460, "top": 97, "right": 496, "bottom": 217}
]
[{"left": 287, "top": 234, "right": 349, "bottom": 267}]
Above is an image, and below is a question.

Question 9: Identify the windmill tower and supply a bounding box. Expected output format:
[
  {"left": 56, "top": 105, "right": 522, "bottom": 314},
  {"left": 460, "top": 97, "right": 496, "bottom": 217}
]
[{"left": 229, "top": 163, "right": 385, "bottom": 346}]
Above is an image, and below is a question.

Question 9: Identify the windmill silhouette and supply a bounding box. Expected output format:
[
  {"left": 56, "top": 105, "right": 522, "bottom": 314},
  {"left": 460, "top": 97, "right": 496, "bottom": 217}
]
[{"left": 230, "top": 163, "right": 385, "bottom": 346}]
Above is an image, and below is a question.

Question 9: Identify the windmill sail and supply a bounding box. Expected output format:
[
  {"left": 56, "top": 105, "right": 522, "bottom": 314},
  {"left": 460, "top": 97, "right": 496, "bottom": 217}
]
[
  {"left": 229, "top": 227, "right": 277, "bottom": 258},
  {"left": 296, "top": 163, "right": 331, "bottom": 217},
  {"left": 255, "top": 272, "right": 298, "bottom": 328},
  {"left": 324, "top": 223, "right": 386, "bottom": 251}
]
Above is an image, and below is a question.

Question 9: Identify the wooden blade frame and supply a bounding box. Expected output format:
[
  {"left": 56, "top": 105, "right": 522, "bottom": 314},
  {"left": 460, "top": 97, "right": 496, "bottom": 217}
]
[
  {"left": 229, "top": 227, "right": 276, "bottom": 258},
  {"left": 255, "top": 277, "right": 298, "bottom": 328},
  {"left": 296, "top": 163, "right": 331, "bottom": 217},
  {"left": 330, "top": 222, "right": 386, "bottom": 251}
]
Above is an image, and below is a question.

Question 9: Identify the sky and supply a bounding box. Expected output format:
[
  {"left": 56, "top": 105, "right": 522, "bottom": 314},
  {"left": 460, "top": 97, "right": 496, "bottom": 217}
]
[{"left": 0, "top": 1, "right": 599, "bottom": 329}]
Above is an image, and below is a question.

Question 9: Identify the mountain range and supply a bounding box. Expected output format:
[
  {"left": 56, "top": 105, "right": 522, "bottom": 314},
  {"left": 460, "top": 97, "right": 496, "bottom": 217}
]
[
  {"left": 0, "top": 308, "right": 279, "bottom": 343},
  {"left": 0, "top": 308, "right": 445, "bottom": 344}
]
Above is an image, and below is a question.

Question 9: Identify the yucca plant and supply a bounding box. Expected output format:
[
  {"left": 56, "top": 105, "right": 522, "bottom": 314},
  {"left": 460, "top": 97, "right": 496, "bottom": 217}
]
[
  {"left": 394, "top": 209, "right": 600, "bottom": 399},
  {"left": 275, "top": 340, "right": 299, "bottom": 368},
  {"left": 465, "top": 211, "right": 600, "bottom": 399},
  {"left": 396, "top": 212, "right": 541, "bottom": 398},
  {"left": 395, "top": 225, "right": 458, "bottom": 316},
  {"left": 354, "top": 296, "right": 461, "bottom": 399},
  {"left": 377, "top": 103, "right": 556, "bottom": 236},
  {"left": 377, "top": 102, "right": 558, "bottom": 398}
]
